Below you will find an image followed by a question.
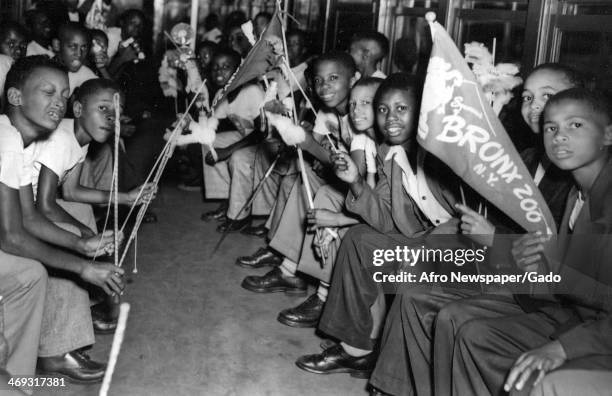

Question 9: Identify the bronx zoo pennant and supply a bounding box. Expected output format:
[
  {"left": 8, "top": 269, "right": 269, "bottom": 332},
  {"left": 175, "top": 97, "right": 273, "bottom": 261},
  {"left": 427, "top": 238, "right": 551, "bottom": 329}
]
[{"left": 417, "top": 21, "right": 556, "bottom": 235}]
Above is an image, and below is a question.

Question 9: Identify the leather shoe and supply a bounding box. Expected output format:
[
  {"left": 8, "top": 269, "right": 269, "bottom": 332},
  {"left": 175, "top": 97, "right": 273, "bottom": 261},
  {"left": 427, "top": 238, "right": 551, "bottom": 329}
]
[
  {"left": 295, "top": 344, "right": 376, "bottom": 378},
  {"left": 241, "top": 267, "right": 307, "bottom": 295},
  {"left": 236, "top": 247, "right": 282, "bottom": 268},
  {"left": 216, "top": 216, "right": 251, "bottom": 233},
  {"left": 37, "top": 350, "right": 106, "bottom": 384},
  {"left": 241, "top": 223, "right": 268, "bottom": 237},
  {"left": 277, "top": 293, "right": 324, "bottom": 328},
  {"left": 200, "top": 202, "right": 228, "bottom": 222}
]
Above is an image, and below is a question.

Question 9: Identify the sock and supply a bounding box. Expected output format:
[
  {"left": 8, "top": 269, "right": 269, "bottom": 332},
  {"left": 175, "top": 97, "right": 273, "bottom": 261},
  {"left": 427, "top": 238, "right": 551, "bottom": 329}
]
[
  {"left": 340, "top": 342, "right": 371, "bottom": 357},
  {"left": 279, "top": 258, "right": 297, "bottom": 277},
  {"left": 316, "top": 282, "right": 329, "bottom": 302}
]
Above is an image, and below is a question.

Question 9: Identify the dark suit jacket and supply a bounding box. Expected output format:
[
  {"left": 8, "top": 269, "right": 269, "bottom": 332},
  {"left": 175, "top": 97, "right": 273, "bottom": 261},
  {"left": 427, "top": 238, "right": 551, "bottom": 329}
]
[
  {"left": 345, "top": 143, "right": 458, "bottom": 238},
  {"left": 546, "top": 158, "right": 612, "bottom": 359}
]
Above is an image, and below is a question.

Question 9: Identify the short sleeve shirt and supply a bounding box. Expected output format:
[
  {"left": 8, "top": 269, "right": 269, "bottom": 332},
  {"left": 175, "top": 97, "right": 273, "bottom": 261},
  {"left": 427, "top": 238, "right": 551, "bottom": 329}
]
[
  {"left": 0, "top": 115, "right": 36, "bottom": 189},
  {"left": 31, "top": 119, "right": 89, "bottom": 196},
  {"left": 68, "top": 65, "right": 97, "bottom": 95},
  {"left": 350, "top": 133, "right": 377, "bottom": 174},
  {"left": 0, "top": 55, "right": 14, "bottom": 102}
]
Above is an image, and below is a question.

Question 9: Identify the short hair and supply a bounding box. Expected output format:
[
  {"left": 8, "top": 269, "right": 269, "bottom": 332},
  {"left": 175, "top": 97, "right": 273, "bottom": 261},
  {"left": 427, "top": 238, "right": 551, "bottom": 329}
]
[
  {"left": 4, "top": 55, "right": 66, "bottom": 102},
  {"left": 57, "top": 22, "right": 90, "bottom": 43},
  {"left": 528, "top": 63, "right": 585, "bottom": 89},
  {"left": 90, "top": 29, "right": 108, "bottom": 44},
  {"left": 312, "top": 51, "right": 357, "bottom": 77},
  {"left": 254, "top": 12, "right": 272, "bottom": 22},
  {"left": 545, "top": 88, "right": 612, "bottom": 124},
  {"left": 120, "top": 9, "right": 145, "bottom": 25},
  {"left": 352, "top": 76, "right": 384, "bottom": 91},
  {"left": 373, "top": 73, "right": 423, "bottom": 111},
  {"left": 0, "top": 21, "right": 28, "bottom": 42},
  {"left": 351, "top": 31, "right": 390, "bottom": 59},
  {"left": 204, "top": 14, "right": 220, "bottom": 31},
  {"left": 197, "top": 40, "right": 217, "bottom": 53},
  {"left": 73, "top": 78, "right": 122, "bottom": 105},
  {"left": 212, "top": 47, "right": 241, "bottom": 68},
  {"left": 24, "top": 8, "right": 49, "bottom": 28},
  {"left": 287, "top": 29, "right": 307, "bottom": 46}
]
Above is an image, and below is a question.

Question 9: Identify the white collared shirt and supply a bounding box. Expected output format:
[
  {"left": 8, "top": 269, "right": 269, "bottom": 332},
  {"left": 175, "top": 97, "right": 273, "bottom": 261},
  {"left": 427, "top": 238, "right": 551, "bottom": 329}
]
[
  {"left": 386, "top": 146, "right": 452, "bottom": 225},
  {"left": 568, "top": 191, "right": 584, "bottom": 231}
]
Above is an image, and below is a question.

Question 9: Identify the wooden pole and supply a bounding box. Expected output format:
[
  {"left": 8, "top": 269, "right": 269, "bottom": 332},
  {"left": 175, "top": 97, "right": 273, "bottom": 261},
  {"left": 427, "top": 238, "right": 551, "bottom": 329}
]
[{"left": 190, "top": 0, "right": 199, "bottom": 51}]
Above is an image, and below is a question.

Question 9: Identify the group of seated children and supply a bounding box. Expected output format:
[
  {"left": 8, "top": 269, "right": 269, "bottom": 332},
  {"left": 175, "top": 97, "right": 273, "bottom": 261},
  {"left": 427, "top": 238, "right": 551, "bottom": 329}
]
[
  {"left": 2, "top": 5, "right": 611, "bottom": 395},
  {"left": 202, "top": 24, "right": 611, "bottom": 396}
]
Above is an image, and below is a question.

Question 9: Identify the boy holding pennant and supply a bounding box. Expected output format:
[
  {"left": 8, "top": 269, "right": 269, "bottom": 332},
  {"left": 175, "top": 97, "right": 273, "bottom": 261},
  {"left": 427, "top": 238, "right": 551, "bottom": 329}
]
[{"left": 417, "top": 12, "right": 556, "bottom": 236}]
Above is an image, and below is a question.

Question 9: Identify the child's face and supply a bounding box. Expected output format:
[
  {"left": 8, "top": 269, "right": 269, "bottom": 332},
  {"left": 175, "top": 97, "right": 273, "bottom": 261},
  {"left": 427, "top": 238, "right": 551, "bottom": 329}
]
[
  {"left": 349, "top": 39, "right": 378, "bottom": 70},
  {"left": 0, "top": 30, "right": 27, "bottom": 59},
  {"left": 31, "top": 13, "right": 53, "bottom": 42},
  {"left": 349, "top": 85, "right": 376, "bottom": 132},
  {"left": 17, "top": 67, "right": 69, "bottom": 133},
  {"left": 77, "top": 88, "right": 122, "bottom": 143},
  {"left": 59, "top": 32, "right": 90, "bottom": 72},
  {"left": 543, "top": 99, "right": 612, "bottom": 172},
  {"left": 376, "top": 88, "right": 416, "bottom": 146},
  {"left": 521, "top": 69, "right": 575, "bottom": 133},
  {"left": 313, "top": 60, "right": 354, "bottom": 112},
  {"left": 121, "top": 15, "right": 144, "bottom": 40},
  {"left": 198, "top": 46, "right": 214, "bottom": 70},
  {"left": 254, "top": 16, "right": 269, "bottom": 38},
  {"left": 211, "top": 55, "right": 237, "bottom": 87},
  {"left": 287, "top": 34, "right": 304, "bottom": 66},
  {"left": 228, "top": 27, "right": 250, "bottom": 57}
]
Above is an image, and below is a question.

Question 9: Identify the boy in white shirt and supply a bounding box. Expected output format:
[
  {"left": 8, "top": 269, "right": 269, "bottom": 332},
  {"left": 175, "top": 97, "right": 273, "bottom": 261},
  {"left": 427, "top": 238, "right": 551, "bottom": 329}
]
[{"left": 53, "top": 22, "right": 97, "bottom": 95}]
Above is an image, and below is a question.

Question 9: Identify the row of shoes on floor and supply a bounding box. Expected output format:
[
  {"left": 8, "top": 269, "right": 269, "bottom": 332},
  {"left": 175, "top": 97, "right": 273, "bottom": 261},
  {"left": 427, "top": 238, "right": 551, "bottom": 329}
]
[{"left": 200, "top": 200, "right": 268, "bottom": 235}]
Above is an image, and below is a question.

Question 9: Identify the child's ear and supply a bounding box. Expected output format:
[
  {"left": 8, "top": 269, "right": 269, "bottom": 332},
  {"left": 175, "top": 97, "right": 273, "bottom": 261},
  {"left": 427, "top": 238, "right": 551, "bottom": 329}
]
[
  {"left": 73, "top": 101, "right": 82, "bottom": 118},
  {"left": 6, "top": 87, "right": 22, "bottom": 106},
  {"left": 350, "top": 73, "right": 358, "bottom": 88},
  {"left": 51, "top": 39, "right": 60, "bottom": 53}
]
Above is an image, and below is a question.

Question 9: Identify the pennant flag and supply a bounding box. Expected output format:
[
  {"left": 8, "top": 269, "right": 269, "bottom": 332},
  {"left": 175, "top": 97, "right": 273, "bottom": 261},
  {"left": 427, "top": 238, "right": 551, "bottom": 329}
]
[
  {"left": 417, "top": 14, "right": 556, "bottom": 234},
  {"left": 212, "top": 11, "right": 284, "bottom": 109}
]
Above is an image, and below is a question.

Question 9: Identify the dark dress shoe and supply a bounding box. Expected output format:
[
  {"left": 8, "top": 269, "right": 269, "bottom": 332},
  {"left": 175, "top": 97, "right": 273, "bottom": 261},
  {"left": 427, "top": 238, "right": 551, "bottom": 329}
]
[
  {"left": 37, "top": 350, "right": 106, "bottom": 384},
  {"left": 295, "top": 344, "right": 376, "bottom": 378},
  {"left": 277, "top": 293, "right": 325, "bottom": 328},
  {"left": 200, "top": 202, "right": 228, "bottom": 221},
  {"left": 241, "top": 267, "right": 307, "bottom": 295},
  {"left": 235, "top": 247, "right": 282, "bottom": 268},
  {"left": 241, "top": 223, "right": 268, "bottom": 237},
  {"left": 216, "top": 216, "right": 251, "bottom": 233}
]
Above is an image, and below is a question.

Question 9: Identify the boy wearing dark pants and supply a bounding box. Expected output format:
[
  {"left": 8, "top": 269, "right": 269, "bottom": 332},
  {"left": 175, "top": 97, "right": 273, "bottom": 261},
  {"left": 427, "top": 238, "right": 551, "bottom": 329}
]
[
  {"left": 240, "top": 51, "right": 358, "bottom": 294},
  {"left": 452, "top": 88, "right": 612, "bottom": 395},
  {"left": 0, "top": 56, "right": 123, "bottom": 387},
  {"left": 296, "top": 74, "right": 465, "bottom": 378}
]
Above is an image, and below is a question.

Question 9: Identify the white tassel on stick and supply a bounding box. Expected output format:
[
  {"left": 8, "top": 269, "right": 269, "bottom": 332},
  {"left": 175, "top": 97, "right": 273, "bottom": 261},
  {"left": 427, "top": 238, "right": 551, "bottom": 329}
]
[
  {"left": 265, "top": 111, "right": 306, "bottom": 146},
  {"left": 99, "top": 303, "right": 130, "bottom": 396}
]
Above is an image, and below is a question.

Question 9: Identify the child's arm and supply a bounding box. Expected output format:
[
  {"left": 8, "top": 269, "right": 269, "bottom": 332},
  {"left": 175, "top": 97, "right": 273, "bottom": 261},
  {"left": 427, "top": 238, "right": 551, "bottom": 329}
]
[
  {"left": 297, "top": 127, "right": 333, "bottom": 166},
  {"left": 62, "top": 162, "right": 156, "bottom": 206},
  {"left": 350, "top": 149, "right": 368, "bottom": 181},
  {"left": 0, "top": 183, "right": 124, "bottom": 295},
  {"left": 20, "top": 184, "right": 111, "bottom": 257},
  {"left": 306, "top": 208, "right": 360, "bottom": 229},
  {"left": 36, "top": 165, "right": 96, "bottom": 237}
]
